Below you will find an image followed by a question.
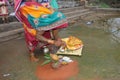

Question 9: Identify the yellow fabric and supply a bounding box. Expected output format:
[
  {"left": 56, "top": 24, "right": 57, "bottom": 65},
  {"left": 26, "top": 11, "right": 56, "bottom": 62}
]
[
  {"left": 57, "top": 37, "right": 83, "bottom": 56},
  {"left": 62, "top": 37, "right": 83, "bottom": 50},
  {"left": 20, "top": 5, "right": 53, "bottom": 18},
  {"left": 23, "top": 24, "right": 37, "bottom": 36}
]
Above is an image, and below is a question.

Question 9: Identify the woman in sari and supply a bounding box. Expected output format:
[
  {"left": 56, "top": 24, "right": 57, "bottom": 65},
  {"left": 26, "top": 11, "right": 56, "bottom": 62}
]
[{"left": 15, "top": 0, "right": 68, "bottom": 62}]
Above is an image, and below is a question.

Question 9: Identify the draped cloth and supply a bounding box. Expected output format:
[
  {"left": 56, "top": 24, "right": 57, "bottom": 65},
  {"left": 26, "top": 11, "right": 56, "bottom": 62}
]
[
  {"left": 50, "top": 0, "right": 59, "bottom": 10},
  {"left": 14, "top": 0, "right": 68, "bottom": 52},
  {"left": 0, "top": 0, "right": 8, "bottom": 16}
]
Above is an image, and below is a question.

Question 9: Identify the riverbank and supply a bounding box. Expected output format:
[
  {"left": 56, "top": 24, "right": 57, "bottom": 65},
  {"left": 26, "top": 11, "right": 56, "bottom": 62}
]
[{"left": 0, "top": 7, "right": 120, "bottom": 42}]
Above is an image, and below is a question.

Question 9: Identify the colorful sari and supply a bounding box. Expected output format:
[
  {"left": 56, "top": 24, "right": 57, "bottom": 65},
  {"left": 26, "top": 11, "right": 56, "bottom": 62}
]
[
  {"left": 50, "top": 0, "right": 59, "bottom": 10},
  {"left": 14, "top": 0, "right": 68, "bottom": 52}
]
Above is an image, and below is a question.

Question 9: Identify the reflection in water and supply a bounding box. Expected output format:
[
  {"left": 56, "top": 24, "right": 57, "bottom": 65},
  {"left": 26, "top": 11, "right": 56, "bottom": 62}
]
[
  {"left": 59, "top": 21, "right": 120, "bottom": 79},
  {"left": 61, "top": 17, "right": 120, "bottom": 77},
  {"left": 0, "top": 16, "right": 120, "bottom": 80},
  {"left": 108, "top": 18, "right": 120, "bottom": 43}
]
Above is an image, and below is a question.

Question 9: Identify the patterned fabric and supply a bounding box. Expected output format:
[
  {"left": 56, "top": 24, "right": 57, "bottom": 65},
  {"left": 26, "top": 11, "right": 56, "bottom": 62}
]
[
  {"left": 27, "top": 12, "right": 66, "bottom": 29},
  {"left": 41, "top": 0, "right": 48, "bottom": 3},
  {"left": 50, "top": 0, "right": 58, "bottom": 9},
  {"left": 14, "top": 0, "right": 68, "bottom": 52}
]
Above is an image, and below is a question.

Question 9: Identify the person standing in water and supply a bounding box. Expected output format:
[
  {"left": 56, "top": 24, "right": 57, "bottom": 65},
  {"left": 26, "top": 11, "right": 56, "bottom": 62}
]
[{"left": 15, "top": 0, "right": 68, "bottom": 62}]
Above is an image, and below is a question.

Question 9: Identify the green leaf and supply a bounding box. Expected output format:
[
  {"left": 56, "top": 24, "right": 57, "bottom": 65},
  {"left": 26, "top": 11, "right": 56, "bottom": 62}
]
[
  {"left": 44, "top": 56, "right": 51, "bottom": 59},
  {"left": 44, "top": 53, "right": 50, "bottom": 57},
  {"left": 41, "top": 60, "right": 51, "bottom": 66}
]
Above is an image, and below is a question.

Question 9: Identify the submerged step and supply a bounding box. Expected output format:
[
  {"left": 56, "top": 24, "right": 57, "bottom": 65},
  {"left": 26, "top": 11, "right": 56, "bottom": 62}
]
[
  {"left": 67, "top": 11, "right": 94, "bottom": 20},
  {"left": 59, "top": 6, "right": 85, "bottom": 13},
  {"left": 64, "top": 9, "right": 90, "bottom": 17}
]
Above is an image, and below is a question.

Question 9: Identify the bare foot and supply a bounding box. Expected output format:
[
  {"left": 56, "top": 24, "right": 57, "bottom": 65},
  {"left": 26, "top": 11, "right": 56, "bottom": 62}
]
[
  {"left": 30, "top": 53, "right": 39, "bottom": 62},
  {"left": 30, "top": 56, "right": 39, "bottom": 62}
]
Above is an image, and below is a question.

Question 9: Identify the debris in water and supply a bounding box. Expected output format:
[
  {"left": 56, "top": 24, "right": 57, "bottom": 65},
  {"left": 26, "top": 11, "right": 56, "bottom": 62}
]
[
  {"left": 3, "top": 73, "right": 11, "bottom": 77},
  {"left": 86, "top": 21, "right": 94, "bottom": 25}
]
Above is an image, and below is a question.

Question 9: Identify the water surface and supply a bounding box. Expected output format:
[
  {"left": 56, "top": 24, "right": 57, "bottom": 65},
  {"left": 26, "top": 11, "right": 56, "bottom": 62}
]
[
  {"left": 60, "top": 22, "right": 120, "bottom": 80},
  {"left": 0, "top": 20, "right": 120, "bottom": 80}
]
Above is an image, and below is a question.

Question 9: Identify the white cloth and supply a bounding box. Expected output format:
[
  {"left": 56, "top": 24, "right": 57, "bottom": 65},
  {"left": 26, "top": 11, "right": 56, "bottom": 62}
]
[{"left": 0, "top": 1, "right": 8, "bottom": 15}]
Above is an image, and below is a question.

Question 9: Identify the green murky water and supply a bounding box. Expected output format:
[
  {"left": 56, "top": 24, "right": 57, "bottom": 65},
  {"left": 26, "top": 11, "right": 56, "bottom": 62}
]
[
  {"left": 60, "top": 23, "right": 120, "bottom": 80},
  {"left": 0, "top": 20, "right": 120, "bottom": 80}
]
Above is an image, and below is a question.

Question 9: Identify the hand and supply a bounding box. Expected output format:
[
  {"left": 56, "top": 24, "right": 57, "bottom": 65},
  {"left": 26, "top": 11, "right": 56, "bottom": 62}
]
[
  {"left": 54, "top": 40, "right": 62, "bottom": 47},
  {"left": 61, "top": 41, "right": 67, "bottom": 49},
  {"left": 54, "top": 39, "right": 66, "bottom": 47}
]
